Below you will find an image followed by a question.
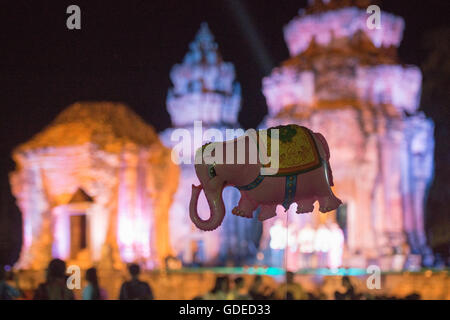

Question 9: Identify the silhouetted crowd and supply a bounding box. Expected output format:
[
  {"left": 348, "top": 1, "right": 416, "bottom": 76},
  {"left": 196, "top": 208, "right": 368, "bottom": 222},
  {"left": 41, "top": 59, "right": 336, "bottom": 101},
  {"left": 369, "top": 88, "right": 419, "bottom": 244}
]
[
  {"left": 1, "top": 259, "right": 153, "bottom": 300},
  {"left": 193, "top": 272, "right": 422, "bottom": 300},
  {"left": 194, "top": 272, "right": 308, "bottom": 300},
  {"left": 0, "top": 261, "right": 421, "bottom": 300}
]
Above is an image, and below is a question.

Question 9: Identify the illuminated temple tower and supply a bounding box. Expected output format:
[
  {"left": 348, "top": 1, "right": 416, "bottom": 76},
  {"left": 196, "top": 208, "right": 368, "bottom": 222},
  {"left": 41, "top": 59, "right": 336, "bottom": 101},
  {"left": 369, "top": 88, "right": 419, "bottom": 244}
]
[
  {"left": 10, "top": 102, "right": 179, "bottom": 270},
  {"left": 261, "top": 0, "right": 435, "bottom": 267},
  {"left": 160, "top": 23, "right": 259, "bottom": 265}
]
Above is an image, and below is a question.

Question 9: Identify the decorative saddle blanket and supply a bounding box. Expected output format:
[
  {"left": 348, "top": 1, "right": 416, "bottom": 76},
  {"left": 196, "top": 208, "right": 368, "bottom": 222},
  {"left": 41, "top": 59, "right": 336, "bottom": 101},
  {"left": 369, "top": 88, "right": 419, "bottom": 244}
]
[
  {"left": 236, "top": 124, "right": 323, "bottom": 210},
  {"left": 258, "top": 124, "right": 322, "bottom": 177}
]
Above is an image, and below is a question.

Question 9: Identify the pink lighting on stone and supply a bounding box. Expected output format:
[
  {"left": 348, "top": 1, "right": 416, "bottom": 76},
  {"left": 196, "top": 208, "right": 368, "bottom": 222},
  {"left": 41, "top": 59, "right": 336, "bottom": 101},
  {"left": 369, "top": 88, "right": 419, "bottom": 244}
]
[
  {"left": 284, "top": 7, "right": 404, "bottom": 57},
  {"left": 166, "top": 23, "right": 241, "bottom": 128},
  {"left": 10, "top": 102, "right": 179, "bottom": 270},
  {"left": 160, "top": 23, "right": 246, "bottom": 264},
  {"left": 261, "top": 0, "right": 435, "bottom": 268},
  {"left": 8, "top": 2, "right": 436, "bottom": 273}
]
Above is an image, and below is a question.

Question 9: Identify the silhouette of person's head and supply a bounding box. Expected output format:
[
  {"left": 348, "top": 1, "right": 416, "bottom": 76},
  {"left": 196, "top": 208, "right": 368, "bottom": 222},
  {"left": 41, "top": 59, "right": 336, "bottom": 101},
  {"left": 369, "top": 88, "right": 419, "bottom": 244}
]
[
  {"left": 86, "top": 267, "right": 100, "bottom": 300},
  {"left": 234, "top": 277, "right": 244, "bottom": 290},
  {"left": 286, "top": 271, "right": 295, "bottom": 284},
  {"left": 253, "top": 275, "right": 262, "bottom": 286},
  {"left": 342, "top": 276, "right": 352, "bottom": 288},
  {"left": 221, "top": 276, "right": 230, "bottom": 292},
  {"left": 47, "top": 259, "right": 66, "bottom": 282},
  {"left": 212, "top": 276, "right": 229, "bottom": 294},
  {"left": 86, "top": 267, "right": 98, "bottom": 285},
  {"left": 405, "top": 293, "right": 421, "bottom": 300},
  {"left": 128, "top": 263, "right": 141, "bottom": 279}
]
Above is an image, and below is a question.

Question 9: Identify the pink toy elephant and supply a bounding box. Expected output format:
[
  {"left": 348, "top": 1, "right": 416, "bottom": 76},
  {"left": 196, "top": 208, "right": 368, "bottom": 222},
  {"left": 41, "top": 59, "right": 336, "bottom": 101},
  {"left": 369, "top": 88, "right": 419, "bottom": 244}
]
[{"left": 189, "top": 124, "right": 342, "bottom": 231}]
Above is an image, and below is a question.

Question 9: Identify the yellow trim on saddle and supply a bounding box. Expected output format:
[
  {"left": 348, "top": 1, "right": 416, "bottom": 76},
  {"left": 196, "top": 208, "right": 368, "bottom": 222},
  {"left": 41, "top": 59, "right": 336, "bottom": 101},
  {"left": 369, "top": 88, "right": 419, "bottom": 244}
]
[{"left": 259, "top": 124, "right": 322, "bottom": 177}]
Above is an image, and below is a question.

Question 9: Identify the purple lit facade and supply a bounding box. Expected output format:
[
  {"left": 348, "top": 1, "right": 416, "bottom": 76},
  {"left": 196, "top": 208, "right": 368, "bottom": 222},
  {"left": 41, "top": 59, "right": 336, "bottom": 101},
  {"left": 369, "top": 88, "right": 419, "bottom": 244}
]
[
  {"left": 9, "top": 2, "right": 436, "bottom": 272},
  {"left": 260, "top": 0, "right": 435, "bottom": 268},
  {"left": 160, "top": 23, "right": 258, "bottom": 265}
]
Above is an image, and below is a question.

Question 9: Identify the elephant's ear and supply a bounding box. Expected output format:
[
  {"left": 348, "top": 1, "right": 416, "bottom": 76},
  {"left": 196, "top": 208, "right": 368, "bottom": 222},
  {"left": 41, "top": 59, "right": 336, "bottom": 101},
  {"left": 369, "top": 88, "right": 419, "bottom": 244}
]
[
  {"left": 194, "top": 142, "right": 212, "bottom": 164},
  {"left": 202, "top": 142, "right": 224, "bottom": 166},
  {"left": 315, "top": 132, "right": 334, "bottom": 186},
  {"left": 315, "top": 132, "right": 330, "bottom": 160},
  {"left": 196, "top": 142, "right": 211, "bottom": 163},
  {"left": 201, "top": 142, "right": 212, "bottom": 153}
]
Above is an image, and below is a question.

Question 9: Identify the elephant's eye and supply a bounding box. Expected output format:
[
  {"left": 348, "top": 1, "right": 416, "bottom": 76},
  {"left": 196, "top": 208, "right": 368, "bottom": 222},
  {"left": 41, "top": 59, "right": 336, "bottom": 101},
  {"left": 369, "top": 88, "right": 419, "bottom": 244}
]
[{"left": 208, "top": 165, "right": 217, "bottom": 178}]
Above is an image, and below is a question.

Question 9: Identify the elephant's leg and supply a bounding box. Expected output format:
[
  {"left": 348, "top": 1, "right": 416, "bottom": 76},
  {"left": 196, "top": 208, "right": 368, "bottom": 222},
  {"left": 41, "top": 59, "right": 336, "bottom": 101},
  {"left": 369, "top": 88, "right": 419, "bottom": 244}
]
[
  {"left": 296, "top": 199, "right": 314, "bottom": 214},
  {"left": 318, "top": 192, "right": 342, "bottom": 213},
  {"left": 232, "top": 196, "right": 258, "bottom": 219},
  {"left": 259, "top": 205, "right": 277, "bottom": 221}
]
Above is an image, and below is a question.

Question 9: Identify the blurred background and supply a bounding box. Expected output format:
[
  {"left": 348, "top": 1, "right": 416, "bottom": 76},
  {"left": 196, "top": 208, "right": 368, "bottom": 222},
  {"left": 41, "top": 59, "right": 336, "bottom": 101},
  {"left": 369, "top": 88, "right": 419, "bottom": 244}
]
[{"left": 0, "top": 0, "right": 448, "bottom": 300}]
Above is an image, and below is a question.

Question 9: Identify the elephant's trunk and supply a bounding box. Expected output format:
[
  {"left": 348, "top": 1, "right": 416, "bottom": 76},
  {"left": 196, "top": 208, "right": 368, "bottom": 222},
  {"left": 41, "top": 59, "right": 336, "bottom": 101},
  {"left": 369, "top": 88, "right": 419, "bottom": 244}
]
[{"left": 189, "top": 184, "right": 225, "bottom": 231}]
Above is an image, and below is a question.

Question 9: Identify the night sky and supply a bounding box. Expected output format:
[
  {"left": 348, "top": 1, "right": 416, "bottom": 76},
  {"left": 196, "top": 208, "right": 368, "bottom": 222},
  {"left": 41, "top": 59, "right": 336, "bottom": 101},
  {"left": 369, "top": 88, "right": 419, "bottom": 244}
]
[{"left": 0, "top": 0, "right": 449, "bottom": 264}]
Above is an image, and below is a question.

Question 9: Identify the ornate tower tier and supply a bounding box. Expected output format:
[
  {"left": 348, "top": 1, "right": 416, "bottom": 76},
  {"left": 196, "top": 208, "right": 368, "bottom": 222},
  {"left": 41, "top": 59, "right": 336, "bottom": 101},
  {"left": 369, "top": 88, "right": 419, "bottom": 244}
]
[
  {"left": 285, "top": 0, "right": 404, "bottom": 57},
  {"left": 161, "top": 23, "right": 257, "bottom": 266},
  {"left": 10, "top": 102, "right": 179, "bottom": 270},
  {"left": 261, "top": 1, "right": 435, "bottom": 269},
  {"left": 167, "top": 23, "right": 241, "bottom": 127},
  {"left": 264, "top": 1, "right": 418, "bottom": 119}
]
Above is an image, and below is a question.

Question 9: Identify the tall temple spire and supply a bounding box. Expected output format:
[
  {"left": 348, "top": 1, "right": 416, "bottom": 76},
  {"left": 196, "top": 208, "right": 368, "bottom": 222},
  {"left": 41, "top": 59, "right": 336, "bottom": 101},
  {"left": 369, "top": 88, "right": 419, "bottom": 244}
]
[
  {"left": 284, "top": 0, "right": 402, "bottom": 57},
  {"left": 265, "top": 4, "right": 412, "bottom": 119},
  {"left": 261, "top": 4, "right": 435, "bottom": 267},
  {"left": 166, "top": 22, "right": 241, "bottom": 127},
  {"left": 160, "top": 23, "right": 254, "bottom": 266},
  {"left": 305, "top": 0, "right": 375, "bottom": 14},
  {"left": 183, "top": 22, "right": 218, "bottom": 65}
]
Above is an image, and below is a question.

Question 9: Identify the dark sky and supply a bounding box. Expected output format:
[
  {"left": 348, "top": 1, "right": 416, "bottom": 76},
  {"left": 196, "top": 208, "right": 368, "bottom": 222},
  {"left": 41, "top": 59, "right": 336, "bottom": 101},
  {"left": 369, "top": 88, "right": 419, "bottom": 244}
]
[{"left": 0, "top": 0, "right": 449, "bottom": 264}]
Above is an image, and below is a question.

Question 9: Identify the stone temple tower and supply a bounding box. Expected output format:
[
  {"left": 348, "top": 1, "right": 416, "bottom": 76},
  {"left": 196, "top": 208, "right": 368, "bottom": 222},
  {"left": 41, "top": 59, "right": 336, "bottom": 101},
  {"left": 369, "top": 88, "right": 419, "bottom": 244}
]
[
  {"left": 261, "top": 0, "right": 435, "bottom": 268},
  {"left": 160, "top": 23, "right": 259, "bottom": 265}
]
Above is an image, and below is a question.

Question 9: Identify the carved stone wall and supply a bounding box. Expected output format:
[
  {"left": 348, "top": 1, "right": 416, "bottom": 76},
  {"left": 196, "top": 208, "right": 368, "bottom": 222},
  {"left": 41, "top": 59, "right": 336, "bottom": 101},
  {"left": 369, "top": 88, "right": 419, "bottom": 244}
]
[
  {"left": 261, "top": 1, "right": 435, "bottom": 268},
  {"left": 10, "top": 102, "right": 179, "bottom": 270},
  {"left": 160, "top": 23, "right": 258, "bottom": 265}
]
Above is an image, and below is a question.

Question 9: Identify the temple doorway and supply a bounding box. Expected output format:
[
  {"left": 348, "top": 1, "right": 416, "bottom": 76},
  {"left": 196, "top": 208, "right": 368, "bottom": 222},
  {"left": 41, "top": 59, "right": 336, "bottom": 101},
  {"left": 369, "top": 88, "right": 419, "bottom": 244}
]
[{"left": 70, "top": 213, "right": 87, "bottom": 259}]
